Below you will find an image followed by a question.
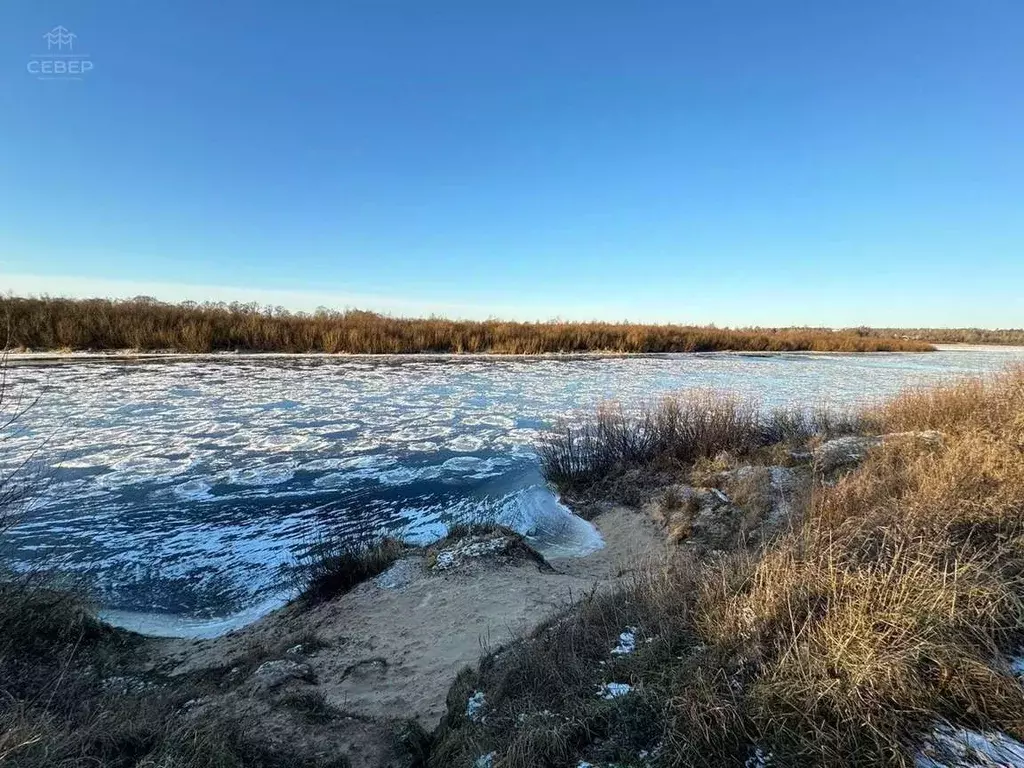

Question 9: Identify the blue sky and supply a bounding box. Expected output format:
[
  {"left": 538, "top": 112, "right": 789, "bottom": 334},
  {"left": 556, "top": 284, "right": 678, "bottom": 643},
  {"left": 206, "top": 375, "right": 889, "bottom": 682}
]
[{"left": 2, "top": 1, "right": 1022, "bottom": 326}]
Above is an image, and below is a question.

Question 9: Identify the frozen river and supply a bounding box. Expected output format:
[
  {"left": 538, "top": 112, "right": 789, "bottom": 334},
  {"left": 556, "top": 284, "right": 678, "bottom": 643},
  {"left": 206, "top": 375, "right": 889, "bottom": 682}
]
[{"left": 2, "top": 347, "right": 1022, "bottom": 636}]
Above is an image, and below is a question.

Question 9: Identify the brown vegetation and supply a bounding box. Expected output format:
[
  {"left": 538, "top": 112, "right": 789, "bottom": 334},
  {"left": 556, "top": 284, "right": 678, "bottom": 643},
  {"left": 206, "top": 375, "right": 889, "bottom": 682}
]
[
  {"left": 296, "top": 538, "right": 405, "bottom": 605},
  {"left": 865, "top": 327, "right": 1024, "bottom": 346},
  {"left": 0, "top": 296, "right": 935, "bottom": 354},
  {"left": 438, "top": 367, "right": 1024, "bottom": 766},
  {"left": 539, "top": 391, "right": 861, "bottom": 495}
]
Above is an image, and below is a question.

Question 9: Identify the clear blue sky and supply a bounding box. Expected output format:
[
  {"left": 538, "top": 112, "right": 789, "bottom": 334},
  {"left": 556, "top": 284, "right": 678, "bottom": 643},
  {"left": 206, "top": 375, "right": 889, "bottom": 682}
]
[{"left": 2, "top": 1, "right": 1022, "bottom": 326}]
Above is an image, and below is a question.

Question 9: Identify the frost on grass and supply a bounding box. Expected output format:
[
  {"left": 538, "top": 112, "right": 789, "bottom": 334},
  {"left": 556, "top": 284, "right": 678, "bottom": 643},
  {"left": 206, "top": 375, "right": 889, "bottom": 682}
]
[
  {"left": 596, "top": 682, "right": 632, "bottom": 700},
  {"left": 917, "top": 723, "right": 1024, "bottom": 767},
  {"left": 474, "top": 752, "right": 495, "bottom": 768},
  {"left": 466, "top": 690, "right": 487, "bottom": 722},
  {"left": 611, "top": 627, "right": 638, "bottom": 656}
]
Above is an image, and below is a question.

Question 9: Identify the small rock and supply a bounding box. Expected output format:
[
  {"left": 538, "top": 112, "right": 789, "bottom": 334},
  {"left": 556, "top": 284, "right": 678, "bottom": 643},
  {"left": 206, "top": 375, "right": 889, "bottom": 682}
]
[
  {"left": 813, "top": 435, "right": 880, "bottom": 475},
  {"left": 917, "top": 722, "right": 1024, "bottom": 767},
  {"left": 374, "top": 557, "right": 421, "bottom": 589},
  {"left": 432, "top": 536, "right": 509, "bottom": 571}
]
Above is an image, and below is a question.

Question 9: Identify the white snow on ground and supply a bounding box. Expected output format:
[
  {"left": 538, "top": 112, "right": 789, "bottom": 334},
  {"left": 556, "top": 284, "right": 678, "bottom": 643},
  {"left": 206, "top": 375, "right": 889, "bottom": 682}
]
[
  {"left": 466, "top": 691, "right": 486, "bottom": 722},
  {"left": 596, "top": 682, "right": 633, "bottom": 699},
  {"left": 745, "top": 746, "right": 774, "bottom": 767},
  {"left": 611, "top": 627, "right": 638, "bottom": 655},
  {"left": 473, "top": 752, "right": 495, "bottom": 768},
  {"left": 917, "top": 723, "right": 1024, "bottom": 767}
]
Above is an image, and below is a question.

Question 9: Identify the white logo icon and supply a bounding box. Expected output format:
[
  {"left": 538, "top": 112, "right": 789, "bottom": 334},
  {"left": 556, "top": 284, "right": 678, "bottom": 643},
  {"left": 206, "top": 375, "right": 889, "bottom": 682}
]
[{"left": 43, "top": 26, "right": 77, "bottom": 51}]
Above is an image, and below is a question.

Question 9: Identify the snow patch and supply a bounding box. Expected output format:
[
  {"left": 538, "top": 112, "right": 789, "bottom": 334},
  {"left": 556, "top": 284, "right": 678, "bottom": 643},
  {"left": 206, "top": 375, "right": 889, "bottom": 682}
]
[
  {"left": 745, "top": 746, "right": 774, "bottom": 767},
  {"left": 596, "top": 682, "right": 633, "bottom": 700},
  {"left": 611, "top": 627, "right": 638, "bottom": 656},
  {"left": 466, "top": 690, "right": 487, "bottom": 722}
]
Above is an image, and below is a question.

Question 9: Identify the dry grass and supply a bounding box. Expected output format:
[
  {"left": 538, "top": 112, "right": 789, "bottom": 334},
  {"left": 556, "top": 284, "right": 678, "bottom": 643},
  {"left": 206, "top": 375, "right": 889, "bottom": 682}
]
[
  {"left": 2, "top": 296, "right": 936, "bottom": 354},
  {"left": 541, "top": 391, "right": 860, "bottom": 496},
  {"left": 296, "top": 537, "right": 405, "bottom": 605},
  {"left": 866, "top": 328, "right": 1024, "bottom": 346},
  {"left": 437, "top": 366, "right": 1024, "bottom": 767},
  {"left": 0, "top": 574, "right": 353, "bottom": 768}
]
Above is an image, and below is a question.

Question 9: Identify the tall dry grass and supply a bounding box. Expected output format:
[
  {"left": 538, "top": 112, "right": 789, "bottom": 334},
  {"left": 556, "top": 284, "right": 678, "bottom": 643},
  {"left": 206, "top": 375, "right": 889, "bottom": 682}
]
[
  {"left": 540, "top": 391, "right": 860, "bottom": 492},
  {"left": 867, "top": 328, "right": 1024, "bottom": 346},
  {"left": 439, "top": 367, "right": 1024, "bottom": 767},
  {"left": 1, "top": 296, "right": 935, "bottom": 354}
]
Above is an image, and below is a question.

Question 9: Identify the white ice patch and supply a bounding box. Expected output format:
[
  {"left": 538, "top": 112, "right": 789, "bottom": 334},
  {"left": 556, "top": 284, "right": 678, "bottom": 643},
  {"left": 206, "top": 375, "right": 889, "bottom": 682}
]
[
  {"left": 378, "top": 466, "right": 425, "bottom": 486},
  {"left": 406, "top": 441, "right": 439, "bottom": 452},
  {"left": 466, "top": 690, "right": 486, "bottom": 721},
  {"left": 225, "top": 464, "right": 295, "bottom": 486},
  {"left": 447, "top": 434, "right": 487, "bottom": 452},
  {"left": 746, "top": 746, "right": 774, "bottom": 767},
  {"left": 597, "top": 682, "right": 633, "bottom": 700},
  {"left": 611, "top": 627, "right": 638, "bottom": 656},
  {"left": 170, "top": 478, "right": 214, "bottom": 501},
  {"left": 312, "top": 472, "right": 348, "bottom": 489},
  {"left": 441, "top": 456, "right": 485, "bottom": 472},
  {"left": 474, "top": 752, "right": 495, "bottom": 768},
  {"left": 917, "top": 723, "right": 1024, "bottom": 767}
]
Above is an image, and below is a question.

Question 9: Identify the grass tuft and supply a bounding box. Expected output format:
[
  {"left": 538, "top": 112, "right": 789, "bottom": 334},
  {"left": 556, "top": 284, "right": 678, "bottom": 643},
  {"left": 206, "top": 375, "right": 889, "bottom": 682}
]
[{"left": 296, "top": 537, "right": 406, "bottom": 604}]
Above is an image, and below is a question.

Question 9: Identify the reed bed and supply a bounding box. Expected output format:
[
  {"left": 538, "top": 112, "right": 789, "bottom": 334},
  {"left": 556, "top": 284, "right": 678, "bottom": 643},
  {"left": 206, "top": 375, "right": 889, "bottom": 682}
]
[{"left": 1, "top": 296, "right": 934, "bottom": 354}]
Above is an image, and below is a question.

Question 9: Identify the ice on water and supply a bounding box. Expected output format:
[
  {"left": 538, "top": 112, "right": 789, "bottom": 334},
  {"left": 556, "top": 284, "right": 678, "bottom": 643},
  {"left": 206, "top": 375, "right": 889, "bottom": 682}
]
[{"left": 2, "top": 349, "right": 1022, "bottom": 635}]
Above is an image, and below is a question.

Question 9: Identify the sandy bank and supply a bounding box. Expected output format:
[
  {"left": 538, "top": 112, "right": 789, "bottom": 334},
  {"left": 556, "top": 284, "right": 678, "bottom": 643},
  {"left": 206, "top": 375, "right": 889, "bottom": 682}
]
[{"left": 129, "top": 507, "right": 664, "bottom": 765}]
